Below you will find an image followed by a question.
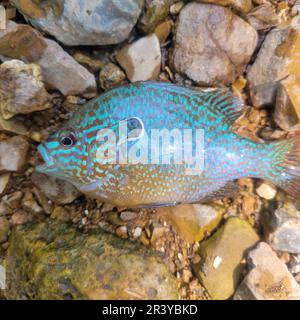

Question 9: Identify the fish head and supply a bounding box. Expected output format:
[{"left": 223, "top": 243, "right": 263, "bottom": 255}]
[{"left": 36, "top": 126, "right": 88, "bottom": 184}]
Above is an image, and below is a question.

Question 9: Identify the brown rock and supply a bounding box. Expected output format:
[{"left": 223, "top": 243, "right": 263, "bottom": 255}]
[
  {"left": 138, "top": 0, "right": 172, "bottom": 34},
  {"left": 31, "top": 172, "right": 81, "bottom": 205},
  {"left": 198, "top": 0, "right": 252, "bottom": 13},
  {"left": 116, "top": 226, "right": 128, "bottom": 239},
  {"left": 21, "top": 191, "right": 44, "bottom": 215},
  {"left": 274, "top": 75, "right": 300, "bottom": 130},
  {"left": 99, "top": 63, "right": 126, "bottom": 91},
  {"left": 245, "top": 3, "right": 280, "bottom": 31},
  {"left": 0, "top": 216, "right": 9, "bottom": 243},
  {"left": 0, "top": 60, "right": 51, "bottom": 119},
  {"left": 234, "top": 242, "right": 300, "bottom": 300},
  {"left": 0, "top": 136, "right": 29, "bottom": 172},
  {"left": 154, "top": 19, "right": 174, "bottom": 44},
  {"left": 1, "top": 191, "right": 23, "bottom": 210},
  {"left": 73, "top": 52, "right": 104, "bottom": 73},
  {"left": 247, "top": 25, "right": 300, "bottom": 108},
  {"left": 171, "top": 3, "right": 257, "bottom": 86},
  {"left": 0, "top": 173, "right": 11, "bottom": 196},
  {"left": 0, "top": 21, "right": 96, "bottom": 97},
  {"left": 51, "top": 206, "right": 70, "bottom": 222},
  {"left": 0, "top": 113, "right": 29, "bottom": 135},
  {"left": 158, "top": 203, "right": 225, "bottom": 243},
  {"left": 150, "top": 222, "right": 166, "bottom": 243},
  {"left": 11, "top": 210, "right": 33, "bottom": 225}
]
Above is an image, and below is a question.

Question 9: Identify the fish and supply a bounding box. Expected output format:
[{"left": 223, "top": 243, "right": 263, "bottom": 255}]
[{"left": 37, "top": 81, "right": 300, "bottom": 208}]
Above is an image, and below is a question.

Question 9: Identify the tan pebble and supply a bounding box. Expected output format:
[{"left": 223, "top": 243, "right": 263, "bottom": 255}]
[
  {"left": 22, "top": 191, "right": 43, "bottom": 214},
  {"left": 11, "top": 210, "right": 32, "bottom": 225},
  {"left": 116, "top": 226, "right": 128, "bottom": 239},
  {"left": 120, "top": 211, "right": 138, "bottom": 221},
  {"left": 256, "top": 182, "right": 277, "bottom": 200},
  {"left": 170, "top": 1, "right": 185, "bottom": 15},
  {"left": 151, "top": 222, "right": 165, "bottom": 243},
  {"left": 0, "top": 173, "right": 11, "bottom": 196},
  {"left": 51, "top": 206, "right": 70, "bottom": 222},
  {"left": 81, "top": 217, "right": 88, "bottom": 225},
  {"left": 192, "top": 254, "right": 201, "bottom": 264},
  {"left": 182, "top": 269, "right": 192, "bottom": 283},
  {"left": 280, "top": 252, "right": 290, "bottom": 264},
  {"left": 29, "top": 131, "right": 43, "bottom": 142},
  {"left": 154, "top": 19, "right": 173, "bottom": 44},
  {"left": 101, "top": 202, "right": 115, "bottom": 213},
  {"left": 3, "top": 191, "right": 23, "bottom": 209},
  {"left": 132, "top": 227, "right": 142, "bottom": 238},
  {"left": 139, "top": 232, "right": 150, "bottom": 246}
]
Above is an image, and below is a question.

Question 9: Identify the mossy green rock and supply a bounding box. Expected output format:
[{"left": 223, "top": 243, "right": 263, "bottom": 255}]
[
  {"left": 193, "top": 217, "right": 259, "bottom": 300},
  {"left": 5, "top": 221, "right": 179, "bottom": 300}
]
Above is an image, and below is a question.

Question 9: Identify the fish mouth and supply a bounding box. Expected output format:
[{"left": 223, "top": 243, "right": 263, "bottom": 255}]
[{"left": 36, "top": 145, "right": 57, "bottom": 172}]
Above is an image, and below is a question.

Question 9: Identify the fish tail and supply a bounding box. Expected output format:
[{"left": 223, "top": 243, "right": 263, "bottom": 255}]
[{"left": 267, "top": 132, "right": 300, "bottom": 198}]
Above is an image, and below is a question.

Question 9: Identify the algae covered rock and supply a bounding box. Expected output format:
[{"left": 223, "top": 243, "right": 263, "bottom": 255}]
[
  {"left": 5, "top": 221, "right": 179, "bottom": 300},
  {"left": 193, "top": 217, "right": 259, "bottom": 300}
]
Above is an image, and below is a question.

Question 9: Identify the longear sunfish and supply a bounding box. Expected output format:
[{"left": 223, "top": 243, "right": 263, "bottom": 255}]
[{"left": 37, "top": 82, "right": 300, "bottom": 207}]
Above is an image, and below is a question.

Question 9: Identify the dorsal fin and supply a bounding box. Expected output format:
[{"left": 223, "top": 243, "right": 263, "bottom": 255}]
[{"left": 202, "top": 89, "right": 245, "bottom": 124}]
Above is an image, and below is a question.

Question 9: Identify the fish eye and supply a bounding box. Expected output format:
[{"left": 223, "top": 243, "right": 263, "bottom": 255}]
[{"left": 60, "top": 132, "right": 77, "bottom": 147}]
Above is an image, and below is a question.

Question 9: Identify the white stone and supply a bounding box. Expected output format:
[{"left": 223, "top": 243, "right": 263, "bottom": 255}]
[
  {"left": 256, "top": 182, "right": 277, "bottom": 200},
  {"left": 117, "top": 34, "right": 161, "bottom": 82}
]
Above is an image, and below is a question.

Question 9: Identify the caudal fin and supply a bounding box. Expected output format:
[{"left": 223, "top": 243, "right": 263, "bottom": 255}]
[{"left": 268, "top": 132, "right": 300, "bottom": 198}]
